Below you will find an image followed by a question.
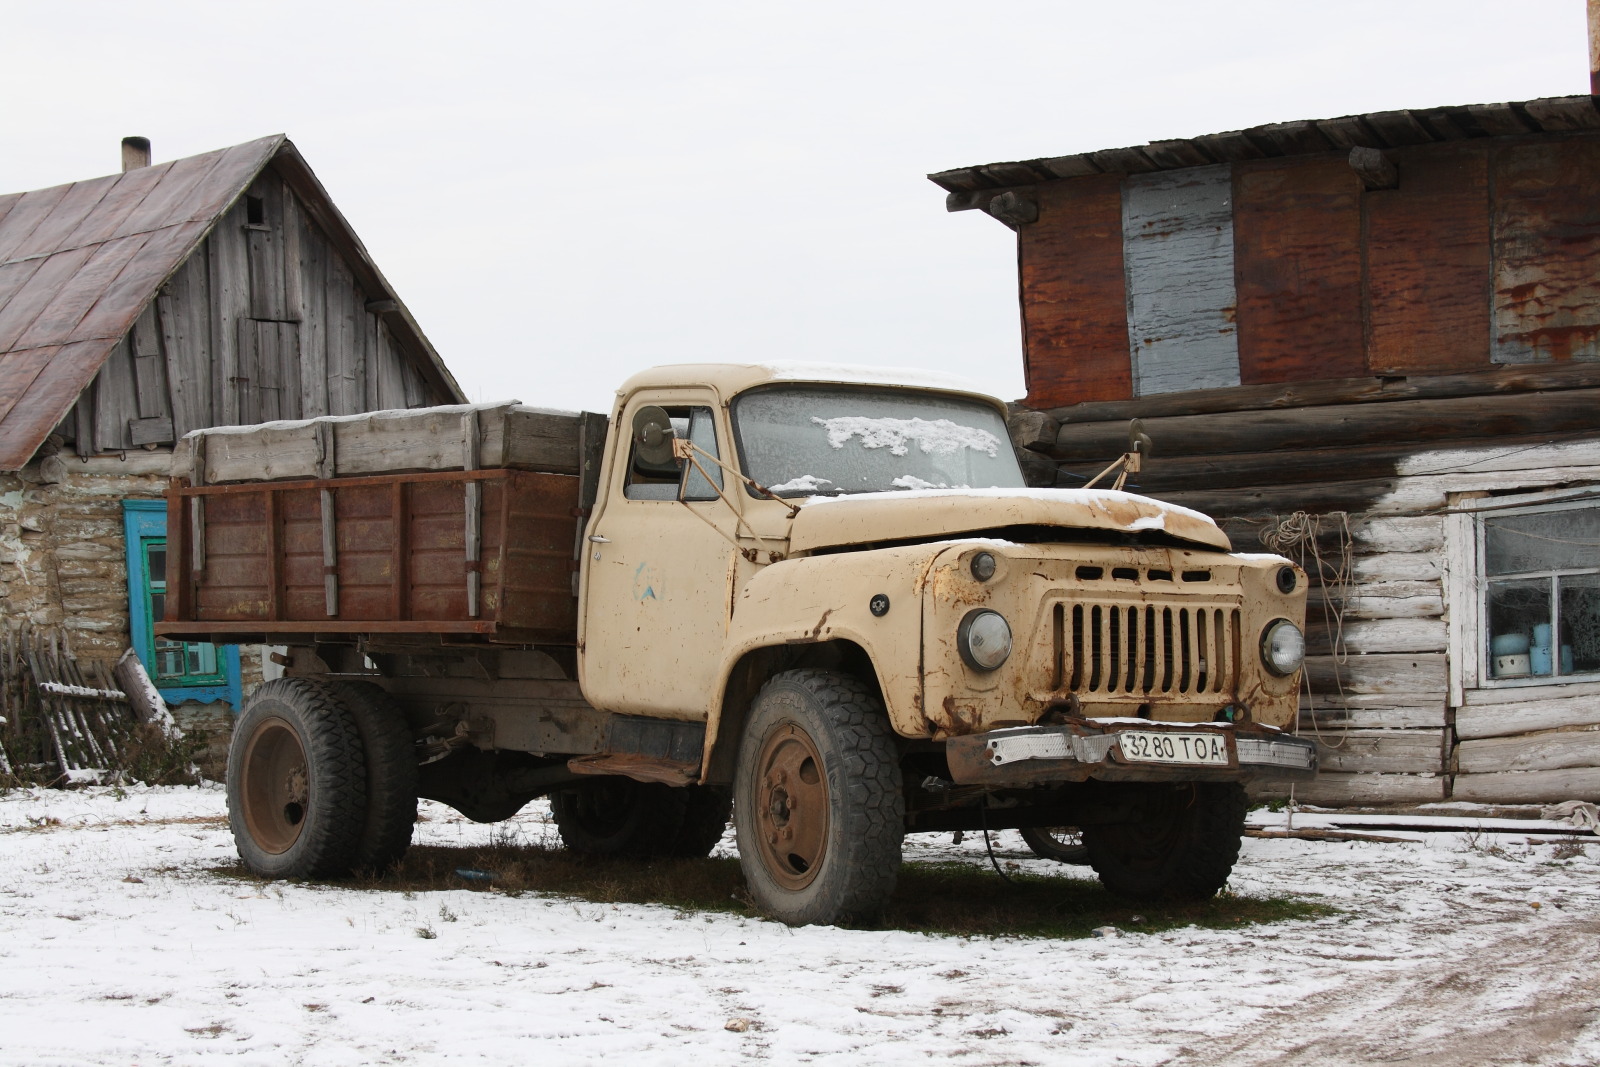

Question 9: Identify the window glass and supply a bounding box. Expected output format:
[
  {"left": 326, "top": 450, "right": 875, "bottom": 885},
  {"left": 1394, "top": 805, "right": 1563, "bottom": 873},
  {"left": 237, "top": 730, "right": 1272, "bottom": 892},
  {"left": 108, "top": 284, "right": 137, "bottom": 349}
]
[
  {"left": 623, "top": 405, "right": 721, "bottom": 501},
  {"left": 1481, "top": 502, "right": 1600, "bottom": 681},
  {"left": 142, "top": 537, "right": 225, "bottom": 687},
  {"left": 733, "top": 386, "right": 1023, "bottom": 497}
]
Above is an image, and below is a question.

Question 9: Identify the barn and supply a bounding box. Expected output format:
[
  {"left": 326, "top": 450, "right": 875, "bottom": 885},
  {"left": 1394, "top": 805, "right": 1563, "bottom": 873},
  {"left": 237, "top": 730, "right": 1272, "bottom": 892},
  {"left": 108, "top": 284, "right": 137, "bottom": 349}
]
[
  {"left": 0, "top": 135, "right": 464, "bottom": 770},
  {"left": 933, "top": 94, "right": 1600, "bottom": 807}
]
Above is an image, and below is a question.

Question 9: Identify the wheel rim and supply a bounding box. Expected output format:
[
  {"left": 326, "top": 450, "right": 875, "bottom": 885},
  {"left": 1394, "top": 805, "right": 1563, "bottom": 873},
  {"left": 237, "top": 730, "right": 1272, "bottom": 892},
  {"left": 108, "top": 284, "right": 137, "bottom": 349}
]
[
  {"left": 240, "top": 716, "right": 310, "bottom": 855},
  {"left": 752, "top": 723, "right": 829, "bottom": 891}
]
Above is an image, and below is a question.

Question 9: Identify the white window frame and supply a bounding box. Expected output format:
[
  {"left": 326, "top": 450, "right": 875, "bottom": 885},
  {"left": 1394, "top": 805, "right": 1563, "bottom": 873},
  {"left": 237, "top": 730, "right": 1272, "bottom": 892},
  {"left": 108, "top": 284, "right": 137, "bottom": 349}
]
[{"left": 1446, "top": 485, "right": 1600, "bottom": 704}]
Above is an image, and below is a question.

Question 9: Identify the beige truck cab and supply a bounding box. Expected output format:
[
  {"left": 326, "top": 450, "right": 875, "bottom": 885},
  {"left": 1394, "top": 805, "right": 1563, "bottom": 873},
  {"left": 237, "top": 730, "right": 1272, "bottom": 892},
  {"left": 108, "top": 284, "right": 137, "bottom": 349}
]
[{"left": 165, "top": 362, "right": 1314, "bottom": 926}]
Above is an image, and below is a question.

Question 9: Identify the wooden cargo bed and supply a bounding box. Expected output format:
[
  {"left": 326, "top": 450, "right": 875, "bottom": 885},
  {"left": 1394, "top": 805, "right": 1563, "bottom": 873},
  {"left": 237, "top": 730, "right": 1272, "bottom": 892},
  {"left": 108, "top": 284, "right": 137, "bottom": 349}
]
[{"left": 158, "top": 403, "right": 607, "bottom": 645}]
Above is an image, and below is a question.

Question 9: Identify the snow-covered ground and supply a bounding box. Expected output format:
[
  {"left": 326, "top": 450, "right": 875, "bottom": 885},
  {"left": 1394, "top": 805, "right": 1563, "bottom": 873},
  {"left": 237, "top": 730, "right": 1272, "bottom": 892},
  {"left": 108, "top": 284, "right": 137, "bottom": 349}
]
[{"left": 1, "top": 786, "right": 1597, "bottom": 1067}]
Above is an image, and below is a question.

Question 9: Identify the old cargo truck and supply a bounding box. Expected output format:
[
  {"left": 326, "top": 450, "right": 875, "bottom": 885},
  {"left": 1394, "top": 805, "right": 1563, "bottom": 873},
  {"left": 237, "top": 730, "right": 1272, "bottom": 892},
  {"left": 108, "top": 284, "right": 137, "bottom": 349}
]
[{"left": 159, "top": 362, "right": 1316, "bottom": 925}]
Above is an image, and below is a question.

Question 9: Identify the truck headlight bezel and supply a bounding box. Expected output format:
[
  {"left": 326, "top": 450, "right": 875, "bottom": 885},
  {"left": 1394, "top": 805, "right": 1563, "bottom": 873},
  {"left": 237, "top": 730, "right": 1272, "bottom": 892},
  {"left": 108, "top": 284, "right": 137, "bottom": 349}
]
[
  {"left": 957, "top": 609, "right": 1012, "bottom": 672},
  {"left": 1260, "top": 619, "right": 1306, "bottom": 676}
]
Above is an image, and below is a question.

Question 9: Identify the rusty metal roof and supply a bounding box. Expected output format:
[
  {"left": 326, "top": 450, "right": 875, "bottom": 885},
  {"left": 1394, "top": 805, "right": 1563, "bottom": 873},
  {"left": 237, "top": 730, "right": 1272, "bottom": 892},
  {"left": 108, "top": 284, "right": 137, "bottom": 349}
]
[
  {"left": 0, "top": 135, "right": 463, "bottom": 471},
  {"left": 928, "top": 95, "right": 1600, "bottom": 205}
]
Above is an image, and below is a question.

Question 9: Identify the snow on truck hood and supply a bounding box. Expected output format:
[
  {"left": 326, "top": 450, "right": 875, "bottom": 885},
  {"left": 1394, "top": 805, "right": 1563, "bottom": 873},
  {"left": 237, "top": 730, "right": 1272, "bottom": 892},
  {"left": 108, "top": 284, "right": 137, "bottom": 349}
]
[{"left": 787, "top": 487, "right": 1232, "bottom": 553}]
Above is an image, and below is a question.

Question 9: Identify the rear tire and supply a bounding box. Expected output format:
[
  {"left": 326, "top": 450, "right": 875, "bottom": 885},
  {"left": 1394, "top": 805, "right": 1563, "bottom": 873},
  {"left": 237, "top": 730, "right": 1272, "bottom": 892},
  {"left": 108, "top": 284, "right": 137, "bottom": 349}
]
[
  {"left": 334, "top": 681, "right": 418, "bottom": 873},
  {"left": 550, "top": 778, "right": 689, "bottom": 858},
  {"left": 227, "top": 678, "right": 367, "bottom": 879},
  {"left": 1081, "top": 782, "right": 1247, "bottom": 900},
  {"left": 669, "top": 785, "right": 732, "bottom": 858},
  {"left": 1020, "top": 826, "right": 1090, "bottom": 865},
  {"left": 734, "top": 669, "right": 903, "bottom": 926}
]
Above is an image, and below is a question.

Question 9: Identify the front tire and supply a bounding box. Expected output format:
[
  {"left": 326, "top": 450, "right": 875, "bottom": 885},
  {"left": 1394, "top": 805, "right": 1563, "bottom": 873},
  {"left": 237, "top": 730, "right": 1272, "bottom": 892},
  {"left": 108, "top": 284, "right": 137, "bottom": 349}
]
[
  {"left": 1081, "top": 782, "right": 1247, "bottom": 900},
  {"left": 227, "top": 679, "right": 367, "bottom": 879},
  {"left": 734, "top": 669, "right": 903, "bottom": 926},
  {"left": 1020, "top": 825, "right": 1090, "bottom": 865}
]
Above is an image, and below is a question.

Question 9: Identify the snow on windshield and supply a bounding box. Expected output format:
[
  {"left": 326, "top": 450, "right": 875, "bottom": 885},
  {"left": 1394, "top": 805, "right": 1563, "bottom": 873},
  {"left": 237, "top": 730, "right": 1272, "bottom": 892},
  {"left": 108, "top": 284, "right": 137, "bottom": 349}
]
[
  {"left": 810, "top": 416, "right": 1001, "bottom": 458},
  {"left": 734, "top": 385, "right": 1024, "bottom": 497}
]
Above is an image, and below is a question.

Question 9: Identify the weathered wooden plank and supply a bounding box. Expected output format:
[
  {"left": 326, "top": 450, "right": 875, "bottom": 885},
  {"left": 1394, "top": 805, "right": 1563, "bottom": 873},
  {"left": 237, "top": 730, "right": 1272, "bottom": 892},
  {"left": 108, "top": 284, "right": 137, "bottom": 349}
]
[
  {"left": 1457, "top": 689, "right": 1600, "bottom": 739},
  {"left": 1491, "top": 139, "right": 1600, "bottom": 364},
  {"left": 157, "top": 249, "right": 212, "bottom": 438},
  {"left": 326, "top": 256, "right": 362, "bottom": 413},
  {"left": 298, "top": 208, "right": 329, "bottom": 418},
  {"left": 1285, "top": 771, "right": 1447, "bottom": 806},
  {"left": 1352, "top": 552, "right": 1442, "bottom": 583},
  {"left": 373, "top": 319, "right": 406, "bottom": 409},
  {"left": 1121, "top": 165, "right": 1240, "bottom": 396},
  {"left": 278, "top": 322, "right": 303, "bottom": 422},
  {"left": 1052, "top": 389, "right": 1600, "bottom": 460},
  {"left": 1300, "top": 701, "right": 1449, "bottom": 731},
  {"left": 1451, "top": 766, "right": 1600, "bottom": 804},
  {"left": 1233, "top": 157, "right": 1366, "bottom": 383},
  {"left": 1307, "top": 616, "right": 1447, "bottom": 655},
  {"left": 128, "top": 416, "right": 174, "bottom": 446},
  {"left": 1457, "top": 727, "right": 1600, "bottom": 774},
  {"left": 129, "top": 304, "right": 168, "bottom": 421},
  {"left": 1461, "top": 676, "right": 1600, "bottom": 706},
  {"left": 92, "top": 335, "right": 140, "bottom": 451},
  {"left": 1314, "top": 728, "right": 1448, "bottom": 774},
  {"left": 209, "top": 201, "right": 250, "bottom": 425},
  {"left": 1038, "top": 359, "right": 1600, "bottom": 425},
  {"left": 1304, "top": 652, "right": 1447, "bottom": 695},
  {"left": 1367, "top": 144, "right": 1491, "bottom": 375},
  {"left": 1018, "top": 175, "right": 1131, "bottom": 409},
  {"left": 234, "top": 317, "right": 260, "bottom": 424},
  {"left": 1310, "top": 580, "right": 1443, "bottom": 620},
  {"left": 281, "top": 184, "right": 304, "bottom": 324}
]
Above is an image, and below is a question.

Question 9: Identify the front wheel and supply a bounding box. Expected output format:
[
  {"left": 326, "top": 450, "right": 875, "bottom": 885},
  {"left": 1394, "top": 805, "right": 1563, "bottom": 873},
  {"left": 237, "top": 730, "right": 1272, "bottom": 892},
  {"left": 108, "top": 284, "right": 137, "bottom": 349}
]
[
  {"left": 1081, "top": 782, "right": 1247, "bottom": 900},
  {"left": 734, "top": 669, "right": 903, "bottom": 926}
]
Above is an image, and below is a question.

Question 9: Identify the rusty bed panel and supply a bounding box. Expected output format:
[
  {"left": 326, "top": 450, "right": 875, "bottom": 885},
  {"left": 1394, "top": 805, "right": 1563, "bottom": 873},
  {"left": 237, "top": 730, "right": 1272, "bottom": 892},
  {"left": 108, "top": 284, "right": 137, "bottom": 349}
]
[
  {"left": 1020, "top": 174, "right": 1132, "bottom": 409},
  {"left": 1366, "top": 144, "right": 1492, "bottom": 375},
  {"left": 1233, "top": 157, "right": 1366, "bottom": 383},
  {"left": 1491, "top": 139, "right": 1600, "bottom": 364},
  {"left": 163, "top": 468, "right": 579, "bottom": 641}
]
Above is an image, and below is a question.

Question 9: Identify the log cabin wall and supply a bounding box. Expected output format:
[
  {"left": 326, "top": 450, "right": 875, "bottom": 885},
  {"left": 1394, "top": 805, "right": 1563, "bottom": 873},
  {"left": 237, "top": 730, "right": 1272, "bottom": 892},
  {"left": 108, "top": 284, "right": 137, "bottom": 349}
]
[
  {"left": 56, "top": 167, "right": 442, "bottom": 458},
  {"left": 954, "top": 102, "right": 1600, "bottom": 806}
]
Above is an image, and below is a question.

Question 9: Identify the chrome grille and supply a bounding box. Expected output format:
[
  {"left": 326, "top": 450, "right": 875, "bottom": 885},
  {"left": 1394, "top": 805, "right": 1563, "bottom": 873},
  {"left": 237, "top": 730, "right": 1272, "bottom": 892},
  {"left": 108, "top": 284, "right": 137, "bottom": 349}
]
[{"left": 1052, "top": 602, "right": 1239, "bottom": 697}]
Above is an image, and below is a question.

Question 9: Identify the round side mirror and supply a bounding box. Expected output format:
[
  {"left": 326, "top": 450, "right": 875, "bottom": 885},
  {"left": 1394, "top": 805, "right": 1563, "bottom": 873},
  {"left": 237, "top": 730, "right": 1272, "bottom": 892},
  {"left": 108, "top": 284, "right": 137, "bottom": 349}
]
[{"left": 631, "top": 405, "right": 676, "bottom": 466}]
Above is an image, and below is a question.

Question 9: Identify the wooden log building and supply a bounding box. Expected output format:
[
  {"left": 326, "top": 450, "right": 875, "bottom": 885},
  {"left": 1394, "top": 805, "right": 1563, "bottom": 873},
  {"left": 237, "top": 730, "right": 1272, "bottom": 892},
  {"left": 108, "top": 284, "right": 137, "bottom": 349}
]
[
  {"left": 932, "top": 94, "right": 1600, "bottom": 807},
  {"left": 0, "top": 134, "right": 463, "bottom": 764}
]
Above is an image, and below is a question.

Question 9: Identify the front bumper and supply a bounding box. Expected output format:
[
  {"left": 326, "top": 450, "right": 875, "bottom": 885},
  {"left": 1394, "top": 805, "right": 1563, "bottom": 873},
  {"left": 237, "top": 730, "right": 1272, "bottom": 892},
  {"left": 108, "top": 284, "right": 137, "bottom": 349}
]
[{"left": 944, "top": 718, "right": 1318, "bottom": 787}]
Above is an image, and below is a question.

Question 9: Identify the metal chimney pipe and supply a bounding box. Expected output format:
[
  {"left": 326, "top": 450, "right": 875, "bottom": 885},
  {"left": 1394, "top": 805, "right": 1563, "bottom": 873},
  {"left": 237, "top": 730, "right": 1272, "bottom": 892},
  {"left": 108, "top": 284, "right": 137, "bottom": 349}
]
[
  {"left": 1590, "top": 0, "right": 1600, "bottom": 95},
  {"left": 121, "top": 136, "right": 151, "bottom": 172}
]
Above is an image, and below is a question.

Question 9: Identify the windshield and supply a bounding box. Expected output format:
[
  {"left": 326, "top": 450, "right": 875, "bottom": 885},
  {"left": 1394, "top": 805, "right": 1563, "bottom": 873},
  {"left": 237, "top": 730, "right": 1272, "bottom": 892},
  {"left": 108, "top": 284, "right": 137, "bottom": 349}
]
[{"left": 732, "top": 385, "right": 1026, "bottom": 497}]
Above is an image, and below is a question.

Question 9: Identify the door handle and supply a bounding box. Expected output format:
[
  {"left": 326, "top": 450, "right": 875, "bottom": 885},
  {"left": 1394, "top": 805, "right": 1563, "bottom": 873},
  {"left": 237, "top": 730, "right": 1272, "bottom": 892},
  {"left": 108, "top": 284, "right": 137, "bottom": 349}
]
[{"left": 588, "top": 535, "right": 611, "bottom": 543}]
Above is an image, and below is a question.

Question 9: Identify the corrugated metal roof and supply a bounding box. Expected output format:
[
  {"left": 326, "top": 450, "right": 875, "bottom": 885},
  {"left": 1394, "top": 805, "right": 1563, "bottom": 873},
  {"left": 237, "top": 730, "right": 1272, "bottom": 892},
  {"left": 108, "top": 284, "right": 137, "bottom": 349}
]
[
  {"left": 0, "top": 136, "right": 464, "bottom": 471},
  {"left": 928, "top": 95, "right": 1600, "bottom": 207}
]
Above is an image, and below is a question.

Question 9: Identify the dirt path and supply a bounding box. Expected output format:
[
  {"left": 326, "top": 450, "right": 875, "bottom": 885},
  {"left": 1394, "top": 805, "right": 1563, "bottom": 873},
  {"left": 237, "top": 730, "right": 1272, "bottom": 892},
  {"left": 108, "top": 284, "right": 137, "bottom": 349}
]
[{"left": 1185, "top": 915, "right": 1600, "bottom": 1066}]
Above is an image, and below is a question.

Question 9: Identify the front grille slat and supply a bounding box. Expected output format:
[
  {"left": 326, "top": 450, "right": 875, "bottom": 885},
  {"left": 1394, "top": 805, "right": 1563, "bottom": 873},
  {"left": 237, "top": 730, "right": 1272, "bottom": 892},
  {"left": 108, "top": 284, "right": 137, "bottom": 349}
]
[{"left": 1056, "top": 600, "right": 1240, "bottom": 699}]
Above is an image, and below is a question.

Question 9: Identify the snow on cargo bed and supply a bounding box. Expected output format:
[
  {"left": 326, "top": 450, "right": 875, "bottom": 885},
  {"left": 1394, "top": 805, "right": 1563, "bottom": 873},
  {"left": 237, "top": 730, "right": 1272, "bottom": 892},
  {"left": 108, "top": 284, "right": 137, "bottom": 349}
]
[{"left": 1, "top": 785, "right": 1597, "bottom": 1066}]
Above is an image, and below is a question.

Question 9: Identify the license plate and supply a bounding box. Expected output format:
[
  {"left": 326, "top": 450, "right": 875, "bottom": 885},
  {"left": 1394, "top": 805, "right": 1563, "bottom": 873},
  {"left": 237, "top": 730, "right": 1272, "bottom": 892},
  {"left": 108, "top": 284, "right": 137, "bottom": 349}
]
[{"left": 1117, "top": 731, "right": 1231, "bottom": 766}]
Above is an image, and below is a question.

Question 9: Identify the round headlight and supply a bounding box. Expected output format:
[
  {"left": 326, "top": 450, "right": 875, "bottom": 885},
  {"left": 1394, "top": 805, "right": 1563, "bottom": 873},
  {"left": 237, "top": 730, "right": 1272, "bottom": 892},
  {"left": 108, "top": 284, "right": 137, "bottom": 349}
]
[
  {"left": 1260, "top": 619, "right": 1305, "bottom": 676},
  {"left": 970, "top": 551, "right": 997, "bottom": 582},
  {"left": 958, "top": 609, "right": 1012, "bottom": 672}
]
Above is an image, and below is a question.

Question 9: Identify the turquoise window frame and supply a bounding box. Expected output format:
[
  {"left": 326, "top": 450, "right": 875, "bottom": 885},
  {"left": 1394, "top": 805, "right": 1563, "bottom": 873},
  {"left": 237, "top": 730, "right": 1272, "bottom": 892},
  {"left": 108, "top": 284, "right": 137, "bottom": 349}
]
[{"left": 122, "top": 499, "right": 242, "bottom": 708}]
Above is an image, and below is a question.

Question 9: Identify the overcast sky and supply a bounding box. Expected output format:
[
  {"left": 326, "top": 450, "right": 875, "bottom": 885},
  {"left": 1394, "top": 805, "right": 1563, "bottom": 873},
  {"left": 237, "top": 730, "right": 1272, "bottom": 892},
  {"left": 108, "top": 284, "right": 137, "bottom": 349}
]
[{"left": 2, "top": 1, "right": 1588, "bottom": 412}]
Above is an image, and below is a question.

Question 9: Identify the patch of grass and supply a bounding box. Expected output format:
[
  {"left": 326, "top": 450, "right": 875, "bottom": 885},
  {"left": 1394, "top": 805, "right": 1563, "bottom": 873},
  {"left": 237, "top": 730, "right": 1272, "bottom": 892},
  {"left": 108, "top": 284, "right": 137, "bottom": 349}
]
[{"left": 211, "top": 840, "right": 1334, "bottom": 939}]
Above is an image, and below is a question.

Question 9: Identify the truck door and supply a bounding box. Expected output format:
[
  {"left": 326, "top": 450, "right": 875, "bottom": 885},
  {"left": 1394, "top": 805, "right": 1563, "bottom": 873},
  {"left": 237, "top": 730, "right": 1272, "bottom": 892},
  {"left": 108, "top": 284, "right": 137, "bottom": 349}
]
[{"left": 579, "top": 396, "right": 738, "bottom": 718}]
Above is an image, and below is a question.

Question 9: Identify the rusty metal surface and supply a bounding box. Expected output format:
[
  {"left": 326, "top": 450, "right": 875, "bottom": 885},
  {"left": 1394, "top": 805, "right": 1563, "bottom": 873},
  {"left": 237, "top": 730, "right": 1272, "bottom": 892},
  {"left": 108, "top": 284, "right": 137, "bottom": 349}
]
[
  {"left": 1491, "top": 139, "right": 1600, "bottom": 364},
  {"left": 944, "top": 719, "right": 1316, "bottom": 788},
  {"left": 165, "top": 468, "right": 578, "bottom": 639},
  {"left": 1367, "top": 144, "right": 1491, "bottom": 374},
  {"left": 566, "top": 753, "right": 699, "bottom": 786},
  {"left": 1233, "top": 157, "right": 1366, "bottom": 383},
  {"left": 1019, "top": 175, "right": 1131, "bottom": 409},
  {"left": 0, "top": 137, "right": 284, "bottom": 470}
]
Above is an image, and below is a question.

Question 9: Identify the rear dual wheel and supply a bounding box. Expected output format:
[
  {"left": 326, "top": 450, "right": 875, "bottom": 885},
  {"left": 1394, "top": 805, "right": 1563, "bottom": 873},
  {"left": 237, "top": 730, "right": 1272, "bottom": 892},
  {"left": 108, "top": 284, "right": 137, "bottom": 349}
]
[
  {"left": 227, "top": 678, "right": 417, "bottom": 879},
  {"left": 550, "top": 780, "right": 731, "bottom": 859}
]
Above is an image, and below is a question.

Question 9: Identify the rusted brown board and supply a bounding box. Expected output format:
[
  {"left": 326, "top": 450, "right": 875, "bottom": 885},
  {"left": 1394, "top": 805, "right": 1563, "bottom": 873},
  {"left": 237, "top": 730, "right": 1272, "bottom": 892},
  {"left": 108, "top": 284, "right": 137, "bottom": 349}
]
[
  {"left": 1019, "top": 175, "right": 1131, "bottom": 409},
  {"left": 6, "top": 175, "right": 119, "bottom": 261},
  {"left": 14, "top": 233, "right": 152, "bottom": 350},
  {"left": 170, "top": 468, "right": 579, "bottom": 639},
  {"left": 57, "top": 164, "right": 169, "bottom": 250},
  {"left": 1233, "top": 157, "right": 1366, "bottom": 383},
  {"left": 1492, "top": 139, "right": 1600, "bottom": 364},
  {"left": 0, "top": 184, "right": 74, "bottom": 263},
  {"left": 1366, "top": 145, "right": 1491, "bottom": 375}
]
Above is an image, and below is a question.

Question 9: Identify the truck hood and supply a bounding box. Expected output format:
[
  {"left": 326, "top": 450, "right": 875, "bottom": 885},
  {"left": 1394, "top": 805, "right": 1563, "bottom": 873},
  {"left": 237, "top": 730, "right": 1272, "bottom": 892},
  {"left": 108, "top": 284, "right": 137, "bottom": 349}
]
[{"left": 787, "top": 487, "right": 1231, "bottom": 553}]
